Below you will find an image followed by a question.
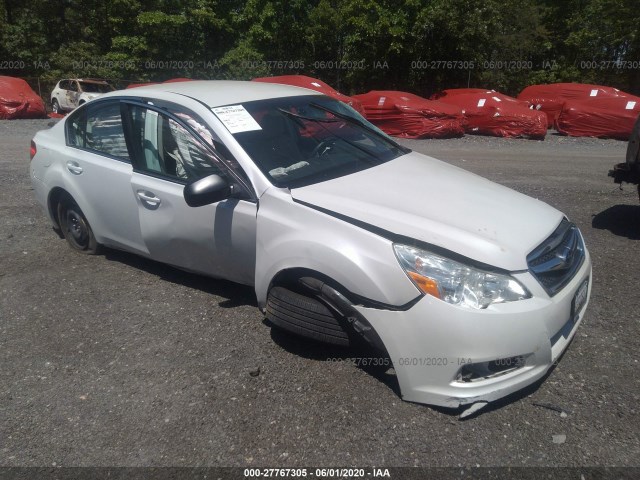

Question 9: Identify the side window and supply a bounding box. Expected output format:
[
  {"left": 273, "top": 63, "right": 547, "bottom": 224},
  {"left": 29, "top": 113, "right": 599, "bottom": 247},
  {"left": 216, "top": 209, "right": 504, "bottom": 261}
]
[
  {"left": 67, "top": 109, "right": 85, "bottom": 147},
  {"left": 65, "top": 102, "right": 129, "bottom": 160},
  {"left": 126, "top": 105, "right": 226, "bottom": 182},
  {"left": 68, "top": 81, "right": 78, "bottom": 92},
  {"left": 59, "top": 80, "right": 68, "bottom": 90}
]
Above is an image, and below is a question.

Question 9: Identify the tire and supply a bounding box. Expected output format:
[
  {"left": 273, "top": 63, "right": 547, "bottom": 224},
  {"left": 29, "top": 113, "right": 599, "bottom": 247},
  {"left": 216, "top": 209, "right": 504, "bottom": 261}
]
[
  {"left": 57, "top": 197, "right": 101, "bottom": 254},
  {"left": 626, "top": 114, "right": 640, "bottom": 170},
  {"left": 266, "top": 286, "right": 350, "bottom": 346},
  {"left": 52, "top": 98, "right": 61, "bottom": 114}
]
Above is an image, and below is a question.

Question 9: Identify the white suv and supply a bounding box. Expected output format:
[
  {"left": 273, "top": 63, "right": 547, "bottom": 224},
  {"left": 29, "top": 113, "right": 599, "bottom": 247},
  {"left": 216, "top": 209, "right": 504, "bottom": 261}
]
[
  {"left": 50, "top": 78, "right": 114, "bottom": 114},
  {"left": 30, "top": 81, "right": 592, "bottom": 412}
]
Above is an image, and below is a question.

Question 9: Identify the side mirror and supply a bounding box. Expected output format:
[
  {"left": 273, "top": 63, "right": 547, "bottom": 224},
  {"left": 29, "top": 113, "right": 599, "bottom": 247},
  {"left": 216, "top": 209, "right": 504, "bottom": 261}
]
[{"left": 183, "top": 174, "right": 231, "bottom": 207}]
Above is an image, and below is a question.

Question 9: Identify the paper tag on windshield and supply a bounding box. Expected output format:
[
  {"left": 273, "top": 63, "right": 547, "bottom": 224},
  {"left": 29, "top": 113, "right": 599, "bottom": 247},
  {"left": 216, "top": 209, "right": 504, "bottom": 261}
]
[
  {"left": 477, "top": 98, "right": 486, "bottom": 107},
  {"left": 212, "top": 105, "right": 262, "bottom": 133},
  {"left": 625, "top": 101, "right": 636, "bottom": 110},
  {"left": 378, "top": 96, "right": 386, "bottom": 106},
  {"left": 590, "top": 89, "right": 598, "bottom": 97}
]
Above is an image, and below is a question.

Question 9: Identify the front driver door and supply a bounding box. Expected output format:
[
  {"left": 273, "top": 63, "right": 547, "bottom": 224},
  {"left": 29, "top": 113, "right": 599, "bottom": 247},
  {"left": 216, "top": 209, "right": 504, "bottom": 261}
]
[{"left": 124, "top": 102, "right": 257, "bottom": 285}]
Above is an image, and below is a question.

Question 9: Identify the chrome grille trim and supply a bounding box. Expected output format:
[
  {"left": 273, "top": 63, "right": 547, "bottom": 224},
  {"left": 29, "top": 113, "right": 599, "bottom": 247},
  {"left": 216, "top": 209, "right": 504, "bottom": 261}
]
[{"left": 527, "top": 219, "right": 585, "bottom": 296}]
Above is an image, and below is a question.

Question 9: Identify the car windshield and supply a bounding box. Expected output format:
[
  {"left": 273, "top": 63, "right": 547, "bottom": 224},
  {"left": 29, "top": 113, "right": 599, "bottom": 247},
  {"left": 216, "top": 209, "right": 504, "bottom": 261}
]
[
  {"left": 80, "top": 82, "right": 113, "bottom": 93},
  {"left": 222, "top": 95, "right": 410, "bottom": 188}
]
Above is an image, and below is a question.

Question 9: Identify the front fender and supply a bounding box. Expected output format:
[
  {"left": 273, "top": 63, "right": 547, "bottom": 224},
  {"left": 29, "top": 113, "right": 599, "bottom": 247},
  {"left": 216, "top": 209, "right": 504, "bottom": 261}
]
[{"left": 255, "top": 188, "right": 419, "bottom": 307}]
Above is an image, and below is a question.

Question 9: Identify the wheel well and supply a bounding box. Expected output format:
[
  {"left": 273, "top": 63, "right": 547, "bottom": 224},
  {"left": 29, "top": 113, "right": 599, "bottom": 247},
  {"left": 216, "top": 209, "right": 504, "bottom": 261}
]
[
  {"left": 47, "top": 187, "right": 74, "bottom": 229},
  {"left": 268, "top": 268, "right": 343, "bottom": 296},
  {"left": 267, "top": 268, "right": 390, "bottom": 354}
]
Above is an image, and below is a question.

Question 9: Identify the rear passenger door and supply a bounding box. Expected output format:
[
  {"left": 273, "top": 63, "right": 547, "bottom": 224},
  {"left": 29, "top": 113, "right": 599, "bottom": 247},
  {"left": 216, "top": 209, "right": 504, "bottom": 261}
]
[
  {"left": 123, "top": 101, "right": 257, "bottom": 285},
  {"left": 63, "top": 100, "right": 147, "bottom": 253}
]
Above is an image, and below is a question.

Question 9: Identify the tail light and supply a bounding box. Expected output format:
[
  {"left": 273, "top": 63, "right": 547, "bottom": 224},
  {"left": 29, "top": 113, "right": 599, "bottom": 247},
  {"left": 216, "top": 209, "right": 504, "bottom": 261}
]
[{"left": 30, "top": 140, "right": 36, "bottom": 160}]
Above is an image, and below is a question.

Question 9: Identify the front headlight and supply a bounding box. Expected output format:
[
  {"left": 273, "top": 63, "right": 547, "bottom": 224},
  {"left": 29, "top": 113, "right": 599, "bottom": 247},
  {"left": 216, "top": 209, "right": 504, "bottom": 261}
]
[{"left": 394, "top": 244, "right": 531, "bottom": 309}]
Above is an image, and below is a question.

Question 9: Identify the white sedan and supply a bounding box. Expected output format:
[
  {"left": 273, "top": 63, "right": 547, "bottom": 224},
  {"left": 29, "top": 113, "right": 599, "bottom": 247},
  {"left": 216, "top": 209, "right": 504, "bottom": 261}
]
[{"left": 30, "top": 81, "right": 591, "bottom": 411}]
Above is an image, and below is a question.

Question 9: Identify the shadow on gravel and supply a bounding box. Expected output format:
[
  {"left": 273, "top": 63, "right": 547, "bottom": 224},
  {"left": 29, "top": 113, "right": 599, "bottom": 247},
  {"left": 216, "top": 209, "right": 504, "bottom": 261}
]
[
  {"left": 265, "top": 319, "right": 402, "bottom": 398},
  {"left": 592, "top": 204, "right": 640, "bottom": 240},
  {"left": 103, "top": 249, "right": 258, "bottom": 308}
]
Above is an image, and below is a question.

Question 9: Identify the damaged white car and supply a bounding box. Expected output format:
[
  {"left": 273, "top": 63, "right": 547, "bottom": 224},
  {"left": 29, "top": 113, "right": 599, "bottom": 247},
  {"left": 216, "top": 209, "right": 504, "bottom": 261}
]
[
  {"left": 50, "top": 78, "right": 115, "bottom": 114},
  {"left": 30, "top": 81, "right": 591, "bottom": 410}
]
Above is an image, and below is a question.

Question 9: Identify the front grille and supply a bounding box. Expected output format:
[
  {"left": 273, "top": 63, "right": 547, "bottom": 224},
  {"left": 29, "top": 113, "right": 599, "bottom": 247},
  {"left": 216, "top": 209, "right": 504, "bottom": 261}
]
[{"left": 527, "top": 218, "right": 585, "bottom": 296}]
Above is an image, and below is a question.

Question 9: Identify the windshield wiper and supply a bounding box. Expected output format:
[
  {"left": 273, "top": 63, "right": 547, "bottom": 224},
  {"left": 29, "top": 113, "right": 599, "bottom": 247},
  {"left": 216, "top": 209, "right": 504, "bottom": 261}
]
[{"left": 309, "top": 102, "right": 411, "bottom": 154}]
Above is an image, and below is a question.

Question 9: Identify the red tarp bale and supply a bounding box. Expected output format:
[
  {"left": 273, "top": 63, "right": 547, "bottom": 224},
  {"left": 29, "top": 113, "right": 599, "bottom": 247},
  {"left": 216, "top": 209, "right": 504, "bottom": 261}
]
[
  {"left": 252, "top": 75, "right": 364, "bottom": 114},
  {"left": 351, "top": 90, "right": 465, "bottom": 139},
  {"left": 556, "top": 96, "right": 640, "bottom": 140},
  {"left": 433, "top": 88, "right": 533, "bottom": 108},
  {"left": 0, "top": 76, "right": 46, "bottom": 119},
  {"left": 432, "top": 88, "right": 492, "bottom": 98},
  {"left": 517, "top": 83, "right": 628, "bottom": 128},
  {"left": 436, "top": 91, "right": 547, "bottom": 139}
]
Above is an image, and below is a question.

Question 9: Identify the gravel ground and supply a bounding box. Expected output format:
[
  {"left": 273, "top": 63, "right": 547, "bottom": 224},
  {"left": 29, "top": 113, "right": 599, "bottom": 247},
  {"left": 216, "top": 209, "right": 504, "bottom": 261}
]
[{"left": 1, "top": 120, "right": 639, "bottom": 468}]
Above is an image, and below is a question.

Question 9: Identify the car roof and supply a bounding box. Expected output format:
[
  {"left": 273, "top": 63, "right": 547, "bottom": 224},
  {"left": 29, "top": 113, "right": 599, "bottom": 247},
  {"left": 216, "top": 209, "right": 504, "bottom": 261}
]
[
  {"left": 111, "top": 80, "right": 323, "bottom": 108},
  {"left": 61, "top": 78, "right": 110, "bottom": 84}
]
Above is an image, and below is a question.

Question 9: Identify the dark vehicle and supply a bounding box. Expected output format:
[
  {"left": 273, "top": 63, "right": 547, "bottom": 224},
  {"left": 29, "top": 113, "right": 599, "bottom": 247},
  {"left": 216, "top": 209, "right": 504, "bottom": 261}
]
[{"left": 610, "top": 114, "right": 640, "bottom": 200}]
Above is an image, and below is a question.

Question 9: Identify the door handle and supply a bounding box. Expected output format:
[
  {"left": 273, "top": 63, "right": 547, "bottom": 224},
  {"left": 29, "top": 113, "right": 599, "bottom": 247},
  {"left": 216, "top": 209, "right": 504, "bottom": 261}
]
[
  {"left": 136, "top": 190, "right": 161, "bottom": 206},
  {"left": 66, "top": 161, "right": 83, "bottom": 175}
]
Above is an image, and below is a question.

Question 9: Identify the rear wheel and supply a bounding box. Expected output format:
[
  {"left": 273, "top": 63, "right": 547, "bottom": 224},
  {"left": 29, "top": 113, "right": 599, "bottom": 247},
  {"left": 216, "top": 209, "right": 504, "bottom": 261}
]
[
  {"left": 266, "top": 286, "right": 350, "bottom": 346},
  {"left": 57, "top": 197, "right": 101, "bottom": 254}
]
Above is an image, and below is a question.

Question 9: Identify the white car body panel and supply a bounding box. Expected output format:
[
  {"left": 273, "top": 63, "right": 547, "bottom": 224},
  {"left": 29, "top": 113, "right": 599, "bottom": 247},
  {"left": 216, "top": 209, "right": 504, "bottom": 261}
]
[
  {"left": 131, "top": 171, "right": 256, "bottom": 285},
  {"left": 30, "top": 80, "right": 592, "bottom": 409},
  {"left": 30, "top": 121, "right": 147, "bottom": 253},
  {"left": 63, "top": 149, "right": 145, "bottom": 253},
  {"left": 254, "top": 187, "right": 420, "bottom": 307},
  {"left": 357, "top": 256, "right": 591, "bottom": 407},
  {"left": 291, "top": 152, "right": 563, "bottom": 271}
]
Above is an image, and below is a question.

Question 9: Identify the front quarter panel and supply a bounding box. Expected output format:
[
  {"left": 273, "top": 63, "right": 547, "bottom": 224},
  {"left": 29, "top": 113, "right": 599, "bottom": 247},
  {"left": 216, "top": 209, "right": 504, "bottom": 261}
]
[{"left": 255, "top": 188, "right": 420, "bottom": 308}]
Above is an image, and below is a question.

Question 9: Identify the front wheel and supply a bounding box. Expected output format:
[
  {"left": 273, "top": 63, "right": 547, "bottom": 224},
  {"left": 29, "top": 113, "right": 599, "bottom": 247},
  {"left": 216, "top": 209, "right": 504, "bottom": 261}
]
[
  {"left": 51, "top": 98, "right": 61, "bottom": 114},
  {"left": 266, "top": 286, "right": 350, "bottom": 346},
  {"left": 57, "top": 198, "right": 101, "bottom": 254}
]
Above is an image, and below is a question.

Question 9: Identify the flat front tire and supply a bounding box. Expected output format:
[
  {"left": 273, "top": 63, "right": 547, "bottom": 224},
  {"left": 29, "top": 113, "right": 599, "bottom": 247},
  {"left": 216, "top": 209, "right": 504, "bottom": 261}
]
[{"left": 266, "top": 286, "right": 350, "bottom": 346}]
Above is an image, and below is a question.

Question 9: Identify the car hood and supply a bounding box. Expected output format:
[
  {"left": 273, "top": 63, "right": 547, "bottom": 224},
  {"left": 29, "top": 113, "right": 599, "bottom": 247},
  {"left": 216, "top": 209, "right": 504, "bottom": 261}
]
[{"left": 290, "top": 152, "right": 563, "bottom": 271}]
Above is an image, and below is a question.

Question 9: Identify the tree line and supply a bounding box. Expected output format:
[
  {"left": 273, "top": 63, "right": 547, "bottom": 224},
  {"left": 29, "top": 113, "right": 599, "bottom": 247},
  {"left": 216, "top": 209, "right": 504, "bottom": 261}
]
[{"left": 1, "top": 0, "right": 639, "bottom": 98}]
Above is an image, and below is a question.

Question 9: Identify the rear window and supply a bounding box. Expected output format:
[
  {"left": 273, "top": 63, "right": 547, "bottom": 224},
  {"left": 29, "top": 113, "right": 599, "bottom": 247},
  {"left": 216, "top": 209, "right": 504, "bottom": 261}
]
[{"left": 66, "top": 101, "right": 130, "bottom": 161}]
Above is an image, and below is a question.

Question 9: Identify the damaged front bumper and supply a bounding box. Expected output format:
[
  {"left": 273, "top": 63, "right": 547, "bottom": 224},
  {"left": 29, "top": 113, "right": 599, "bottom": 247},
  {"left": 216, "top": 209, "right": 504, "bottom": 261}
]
[{"left": 355, "top": 250, "right": 592, "bottom": 409}]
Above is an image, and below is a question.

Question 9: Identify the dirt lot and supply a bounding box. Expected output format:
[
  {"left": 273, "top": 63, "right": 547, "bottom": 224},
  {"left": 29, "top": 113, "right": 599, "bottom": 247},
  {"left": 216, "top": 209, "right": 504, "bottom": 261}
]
[{"left": 1, "top": 120, "right": 639, "bottom": 468}]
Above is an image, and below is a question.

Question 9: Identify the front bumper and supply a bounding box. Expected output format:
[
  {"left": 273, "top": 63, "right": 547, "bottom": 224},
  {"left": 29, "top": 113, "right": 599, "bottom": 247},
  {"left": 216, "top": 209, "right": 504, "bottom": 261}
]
[{"left": 356, "top": 249, "right": 592, "bottom": 408}]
